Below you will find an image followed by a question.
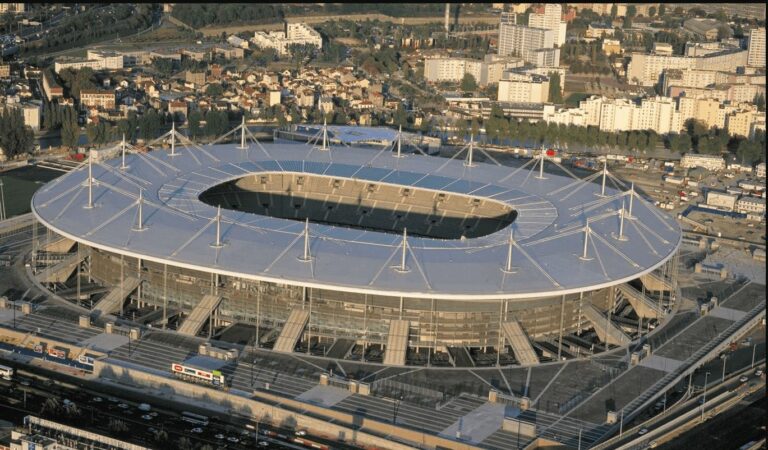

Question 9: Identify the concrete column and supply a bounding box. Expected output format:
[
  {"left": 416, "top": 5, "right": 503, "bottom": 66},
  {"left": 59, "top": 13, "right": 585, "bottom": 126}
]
[
  {"left": 162, "top": 264, "right": 167, "bottom": 330},
  {"left": 557, "top": 295, "right": 566, "bottom": 360}
]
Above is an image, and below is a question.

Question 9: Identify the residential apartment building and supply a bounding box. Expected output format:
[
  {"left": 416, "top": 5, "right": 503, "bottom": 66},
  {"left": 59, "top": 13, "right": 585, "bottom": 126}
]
[
  {"left": 544, "top": 95, "right": 681, "bottom": 132},
  {"left": 6, "top": 102, "right": 41, "bottom": 130},
  {"left": 424, "top": 57, "right": 484, "bottom": 85},
  {"left": 185, "top": 71, "right": 206, "bottom": 87},
  {"left": 42, "top": 70, "right": 63, "bottom": 102},
  {"left": 602, "top": 39, "right": 622, "bottom": 56},
  {"left": 528, "top": 3, "right": 567, "bottom": 46},
  {"left": 684, "top": 41, "right": 736, "bottom": 57},
  {"left": 726, "top": 106, "right": 763, "bottom": 138},
  {"left": 627, "top": 49, "right": 749, "bottom": 86},
  {"left": 681, "top": 153, "right": 726, "bottom": 171},
  {"left": 498, "top": 20, "right": 559, "bottom": 67},
  {"left": 168, "top": 101, "right": 188, "bottom": 120},
  {"left": 423, "top": 55, "right": 523, "bottom": 86},
  {"left": 80, "top": 90, "right": 116, "bottom": 109},
  {"left": 541, "top": 104, "right": 587, "bottom": 127},
  {"left": 497, "top": 72, "right": 550, "bottom": 103},
  {"left": 586, "top": 24, "right": 614, "bottom": 39},
  {"left": 662, "top": 69, "right": 766, "bottom": 103},
  {"left": 756, "top": 163, "right": 766, "bottom": 178},
  {"left": 668, "top": 84, "right": 766, "bottom": 104},
  {"left": 677, "top": 97, "right": 730, "bottom": 130},
  {"left": 653, "top": 42, "right": 674, "bottom": 56},
  {"left": 0, "top": 63, "right": 9, "bottom": 78},
  {"left": 251, "top": 22, "right": 322, "bottom": 56},
  {"left": 706, "top": 191, "right": 738, "bottom": 210},
  {"left": 54, "top": 51, "right": 124, "bottom": 74},
  {"left": 748, "top": 27, "right": 766, "bottom": 68},
  {"left": 736, "top": 196, "right": 765, "bottom": 215},
  {"left": 0, "top": 3, "right": 24, "bottom": 13}
]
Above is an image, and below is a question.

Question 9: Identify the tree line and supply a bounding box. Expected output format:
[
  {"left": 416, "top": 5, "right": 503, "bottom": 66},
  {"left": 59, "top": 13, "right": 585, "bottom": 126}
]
[
  {"left": 0, "top": 108, "right": 35, "bottom": 159},
  {"left": 427, "top": 106, "right": 766, "bottom": 165},
  {"left": 21, "top": 4, "right": 155, "bottom": 56}
]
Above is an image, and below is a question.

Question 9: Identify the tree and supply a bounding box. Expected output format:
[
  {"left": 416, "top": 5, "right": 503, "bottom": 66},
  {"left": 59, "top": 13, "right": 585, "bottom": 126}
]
[
  {"left": 548, "top": 72, "right": 563, "bottom": 104},
  {"left": 0, "top": 108, "right": 35, "bottom": 158},
  {"left": 287, "top": 43, "right": 317, "bottom": 71},
  {"left": 454, "top": 118, "right": 469, "bottom": 139},
  {"left": 627, "top": 5, "right": 637, "bottom": 18},
  {"left": 393, "top": 103, "right": 408, "bottom": 128},
  {"left": 188, "top": 110, "right": 203, "bottom": 137},
  {"left": 86, "top": 121, "right": 109, "bottom": 146},
  {"left": 275, "top": 109, "right": 287, "bottom": 128},
  {"left": 470, "top": 118, "right": 480, "bottom": 137},
  {"left": 716, "top": 25, "right": 731, "bottom": 41},
  {"left": 205, "top": 83, "right": 224, "bottom": 97},
  {"left": 754, "top": 93, "right": 765, "bottom": 112},
  {"left": 669, "top": 133, "right": 692, "bottom": 153},
  {"left": 289, "top": 107, "right": 302, "bottom": 124},
  {"left": 648, "top": 6, "right": 657, "bottom": 17},
  {"left": 333, "top": 109, "right": 348, "bottom": 125},
  {"left": 138, "top": 109, "right": 161, "bottom": 140},
  {"left": 176, "top": 437, "right": 194, "bottom": 450},
  {"left": 460, "top": 73, "right": 477, "bottom": 92},
  {"left": 204, "top": 109, "right": 229, "bottom": 136},
  {"left": 610, "top": 4, "right": 618, "bottom": 19},
  {"left": 736, "top": 140, "right": 762, "bottom": 165},
  {"left": 658, "top": 4, "right": 666, "bottom": 17},
  {"left": 60, "top": 106, "right": 80, "bottom": 149}
]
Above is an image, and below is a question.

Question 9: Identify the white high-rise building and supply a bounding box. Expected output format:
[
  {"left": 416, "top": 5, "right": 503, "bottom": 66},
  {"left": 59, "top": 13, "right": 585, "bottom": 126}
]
[
  {"left": 498, "top": 22, "right": 559, "bottom": 67},
  {"left": 627, "top": 49, "right": 749, "bottom": 86},
  {"left": 497, "top": 72, "right": 550, "bottom": 103},
  {"left": 528, "top": 4, "right": 567, "bottom": 47},
  {"left": 423, "top": 55, "right": 523, "bottom": 86},
  {"left": 543, "top": 95, "right": 685, "bottom": 134},
  {"left": 747, "top": 27, "right": 766, "bottom": 68}
]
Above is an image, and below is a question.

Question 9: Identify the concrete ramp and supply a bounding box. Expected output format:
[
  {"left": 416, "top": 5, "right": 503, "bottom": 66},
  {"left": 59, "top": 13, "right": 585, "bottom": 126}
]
[
  {"left": 640, "top": 273, "right": 673, "bottom": 292},
  {"left": 177, "top": 294, "right": 222, "bottom": 336},
  {"left": 501, "top": 320, "right": 539, "bottom": 365},
  {"left": 36, "top": 253, "right": 85, "bottom": 283},
  {"left": 582, "top": 304, "right": 631, "bottom": 346},
  {"left": 91, "top": 277, "right": 141, "bottom": 317},
  {"left": 382, "top": 319, "right": 410, "bottom": 366},
  {"left": 273, "top": 308, "right": 310, "bottom": 353},
  {"left": 42, "top": 238, "right": 76, "bottom": 253},
  {"left": 617, "top": 284, "right": 665, "bottom": 319}
]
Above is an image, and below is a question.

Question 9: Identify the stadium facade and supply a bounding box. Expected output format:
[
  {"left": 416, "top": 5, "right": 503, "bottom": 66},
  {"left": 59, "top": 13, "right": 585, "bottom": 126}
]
[{"left": 30, "top": 127, "right": 681, "bottom": 367}]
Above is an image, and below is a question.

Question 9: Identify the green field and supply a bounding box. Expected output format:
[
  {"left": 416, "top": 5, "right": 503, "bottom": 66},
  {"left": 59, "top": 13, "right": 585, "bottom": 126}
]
[{"left": 0, "top": 166, "right": 63, "bottom": 218}]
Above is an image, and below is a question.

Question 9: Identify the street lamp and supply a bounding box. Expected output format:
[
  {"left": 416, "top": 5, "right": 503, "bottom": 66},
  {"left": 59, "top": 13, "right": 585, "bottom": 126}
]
[
  {"left": 751, "top": 343, "right": 757, "bottom": 369},
  {"left": 701, "top": 371, "right": 710, "bottom": 421},
  {"left": 722, "top": 355, "right": 727, "bottom": 382},
  {"left": 392, "top": 395, "right": 403, "bottom": 424}
]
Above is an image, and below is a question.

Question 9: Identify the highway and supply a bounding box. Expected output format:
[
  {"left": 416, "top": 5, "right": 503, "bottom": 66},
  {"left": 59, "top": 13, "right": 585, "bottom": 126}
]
[{"left": 596, "top": 363, "right": 766, "bottom": 449}]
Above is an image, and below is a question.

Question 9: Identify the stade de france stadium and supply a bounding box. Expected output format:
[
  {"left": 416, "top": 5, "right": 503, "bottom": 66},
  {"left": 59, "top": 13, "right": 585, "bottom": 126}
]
[{"left": 29, "top": 126, "right": 681, "bottom": 368}]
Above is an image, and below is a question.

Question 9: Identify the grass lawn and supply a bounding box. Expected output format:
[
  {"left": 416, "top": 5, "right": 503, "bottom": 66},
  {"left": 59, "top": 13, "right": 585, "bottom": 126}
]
[{"left": 0, "top": 166, "right": 62, "bottom": 218}]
